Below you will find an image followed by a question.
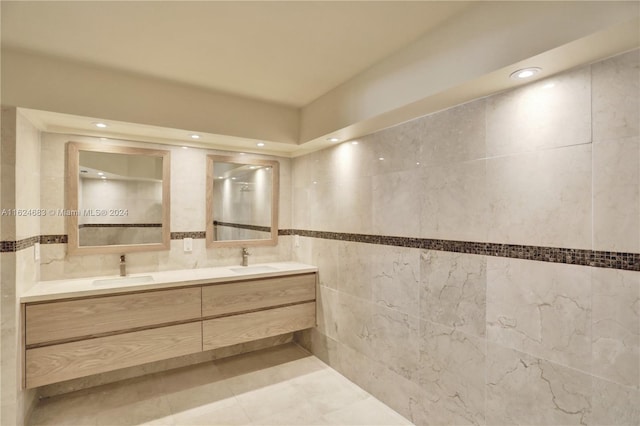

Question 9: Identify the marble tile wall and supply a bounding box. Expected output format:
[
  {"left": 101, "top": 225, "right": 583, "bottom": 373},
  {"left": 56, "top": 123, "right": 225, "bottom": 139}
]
[
  {"left": 293, "top": 49, "right": 640, "bottom": 425},
  {"left": 1, "top": 109, "right": 40, "bottom": 426},
  {"left": 0, "top": 64, "right": 3, "bottom": 426}
]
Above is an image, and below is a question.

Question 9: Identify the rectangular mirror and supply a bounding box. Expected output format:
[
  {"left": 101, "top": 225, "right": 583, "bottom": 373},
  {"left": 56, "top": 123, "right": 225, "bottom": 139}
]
[
  {"left": 67, "top": 142, "right": 171, "bottom": 255},
  {"left": 206, "top": 155, "right": 279, "bottom": 247}
]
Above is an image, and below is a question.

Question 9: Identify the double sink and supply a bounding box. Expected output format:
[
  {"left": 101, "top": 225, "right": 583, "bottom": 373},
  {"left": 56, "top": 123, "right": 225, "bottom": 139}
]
[{"left": 92, "top": 265, "right": 278, "bottom": 286}]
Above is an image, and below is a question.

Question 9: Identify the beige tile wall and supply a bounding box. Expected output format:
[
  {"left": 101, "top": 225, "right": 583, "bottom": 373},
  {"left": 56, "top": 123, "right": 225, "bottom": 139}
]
[
  {"left": 1, "top": 109, "right": 40, "bottom": 426},
  {"left": 294, "top": 49, "right": 640, "bottom": 425}
]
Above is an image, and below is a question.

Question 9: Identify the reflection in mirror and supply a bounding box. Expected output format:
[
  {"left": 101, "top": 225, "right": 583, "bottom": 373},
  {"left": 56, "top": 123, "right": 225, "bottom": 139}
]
[
  {"left": 206, "top": 155, "right": 279, "bottom": 247},
  {"left": 67, "top": 143, "right": 171, "bottom": 255},
  {"left": 79, "top": 151, "right": 163, "bottom": 246}
]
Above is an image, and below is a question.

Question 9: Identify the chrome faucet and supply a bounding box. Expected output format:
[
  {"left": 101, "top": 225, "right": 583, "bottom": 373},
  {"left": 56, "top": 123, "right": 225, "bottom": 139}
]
[
  {"left": 119, "top": 254, "right": 126, "bottom": 277},
  {"left": 241, "top": 247, "right": 250, "bottom": 267}
]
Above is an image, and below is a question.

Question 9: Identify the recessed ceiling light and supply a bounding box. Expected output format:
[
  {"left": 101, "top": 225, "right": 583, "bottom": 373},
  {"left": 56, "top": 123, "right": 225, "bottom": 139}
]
[
  {"left": 181, "top": 146, "right": 188, "bottom": 149},
  {"left": 239, "top": 152, "right": 246, "bottom": 155},
  {"left": 99, "top": 137, "right": 107, "bottom": 141},
  {"left": 510, "top": 67, "right": 541, "bottom": 80},
  {"left": 232, "top": 177, "right": 237, "bottom": 180},
  {"left": 97, "top": 172, "right": 104, "bottom": 176},
  {"left": 327, "top": 137, "right": 340, "bottom": 142},
  {"left": 190, "top": 134, "right": 200, "bottom": 139},
  {"left": 218, "top": 176, "right": 224, "bottom": 179},
  {"left": 351, "top": 141, "right": 359, "bottom": 145},
  {"left": 379, "top": 157, "right": 385, "bottom": 161},
  {"left": 249, "top": 166, "right": 257, "bottom": 169},
  {"left": 257, "top": 142, "right": 265, "bottom": 147},
  {"left": 93, "top": 122, "right": 108, "bottom": 128},
  {"left": 101, "top": 176, "right": 107, "bottom": 179}
]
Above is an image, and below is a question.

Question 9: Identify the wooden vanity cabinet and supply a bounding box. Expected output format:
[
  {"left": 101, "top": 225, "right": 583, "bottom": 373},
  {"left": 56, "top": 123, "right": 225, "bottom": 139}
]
[
  {"left": 201, "top": 274, "right": 316, "bottom": 350},
  {"left": 24, "top": 287, "right": 203, "bottom": 389},
  {"left": 25, "top": 287, "right": 202, "bottom": 346},
  {"left": 203, "top": 302, "right": 315, "bottom": 350},
  {"left": 23, "top": 272, "right": 317, "bottom": 389},
  {"left": 202, "top": 274, "right": 315, "bottom": 316},
  {"left": 26, "top": 323, "right": 202, "bottom": 388}
]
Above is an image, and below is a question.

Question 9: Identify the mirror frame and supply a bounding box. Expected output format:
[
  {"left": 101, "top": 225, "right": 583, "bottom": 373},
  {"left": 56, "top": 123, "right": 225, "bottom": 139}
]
[
  {"left": 206, "top": 154, "right": 279, "bottom": 248},
  {"left": 66, "top": 142, "right": 171, "bottom": 255}
]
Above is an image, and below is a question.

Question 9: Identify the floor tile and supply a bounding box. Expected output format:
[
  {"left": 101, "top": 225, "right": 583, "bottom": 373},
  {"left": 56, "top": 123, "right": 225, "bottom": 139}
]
[{"left": 320, "top": 396, "right": 413, "bottom": 426}]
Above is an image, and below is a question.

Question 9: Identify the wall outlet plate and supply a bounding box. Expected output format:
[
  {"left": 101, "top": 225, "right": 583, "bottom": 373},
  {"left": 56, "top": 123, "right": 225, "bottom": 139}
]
[
  {"left": 34, "top": 242, "right": 40, "bottom": 261},
  {"left": 184, "top": 238, "right": 193, "bottom": 253}
]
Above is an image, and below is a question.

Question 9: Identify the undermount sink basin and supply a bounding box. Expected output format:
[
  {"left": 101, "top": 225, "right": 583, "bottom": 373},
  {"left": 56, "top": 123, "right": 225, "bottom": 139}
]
[
  {"left": 93, "top": 275, "right": 154, "bottom": 286},
  {"left": 229, "top": 265, "right": 278, "bottom": 274}
]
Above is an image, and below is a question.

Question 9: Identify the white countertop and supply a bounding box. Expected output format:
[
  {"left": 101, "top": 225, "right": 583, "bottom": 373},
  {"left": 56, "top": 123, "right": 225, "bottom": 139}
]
[{"left": 21, "top": 262, "right": 317, "bottom": 303}]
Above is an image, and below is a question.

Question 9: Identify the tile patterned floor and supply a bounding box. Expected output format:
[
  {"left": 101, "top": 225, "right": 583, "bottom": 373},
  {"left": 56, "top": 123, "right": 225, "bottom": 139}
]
[{"left": 29, "top": 343, "right": 412, "bottom": 426}]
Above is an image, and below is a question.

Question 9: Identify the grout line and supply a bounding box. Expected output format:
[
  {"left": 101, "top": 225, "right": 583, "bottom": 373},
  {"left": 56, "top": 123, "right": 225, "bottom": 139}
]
[{"left": 481, "top": 140, "right": 593, "bottom": 163}]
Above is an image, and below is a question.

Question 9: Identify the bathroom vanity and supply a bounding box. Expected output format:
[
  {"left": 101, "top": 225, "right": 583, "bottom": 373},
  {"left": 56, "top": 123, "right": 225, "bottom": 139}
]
[{"left": 20, "top": 262, "right": 317, "bottom": 388}]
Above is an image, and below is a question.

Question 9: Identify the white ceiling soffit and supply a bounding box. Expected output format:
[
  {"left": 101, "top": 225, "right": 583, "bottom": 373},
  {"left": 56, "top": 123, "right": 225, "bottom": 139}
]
[
  {"left": 18, "top": 108, "right": 299, "bottom": 157},
  {"left": 1, "top": 0, "right": 470, "bottom": 107}
]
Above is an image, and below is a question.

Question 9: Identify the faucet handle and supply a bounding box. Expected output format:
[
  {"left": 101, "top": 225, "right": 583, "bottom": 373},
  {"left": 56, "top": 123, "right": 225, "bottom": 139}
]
[
  {"left": 242, "top": 247, "right": 250, "bottom": 255},
  {"left": 120, "top": 254, "right": 126, "bottom": 262}
]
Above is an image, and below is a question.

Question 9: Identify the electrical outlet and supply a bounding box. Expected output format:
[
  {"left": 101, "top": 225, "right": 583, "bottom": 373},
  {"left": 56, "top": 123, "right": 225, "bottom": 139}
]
[
  {"left": 184, "top": 238, "right": 193, "bottom": 253},
  {"left": 34, "top": 243, "right": 40, "bottom": 261}
]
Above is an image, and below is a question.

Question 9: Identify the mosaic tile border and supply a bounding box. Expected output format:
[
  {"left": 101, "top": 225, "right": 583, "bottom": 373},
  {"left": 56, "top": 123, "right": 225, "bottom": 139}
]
[
  {"left": 171, "top": 231, "right": 206, "bottom": 240},
  {"left": 288, "top": 229, "right": 640, "bottom": 272},
  {"left": 0, "top": 236, "right": 40, "bottom": 252},
  {"left": 214, "top": 221, "right": 272, "bottom": 233},
  {"left": 2, "top": 229, "right": 639, "bottom": 271},
  {"left": 40, "top": 235, "right": 68, "bottom": 245}
]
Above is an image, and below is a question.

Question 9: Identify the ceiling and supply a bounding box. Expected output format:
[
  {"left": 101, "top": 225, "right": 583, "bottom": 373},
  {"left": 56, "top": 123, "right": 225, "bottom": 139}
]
[
  {"left": 1, "top": 1, "right": 638, "bottom": 156},
  {"left": 1, "top": 1, "right": 469, "bottom": 107}
]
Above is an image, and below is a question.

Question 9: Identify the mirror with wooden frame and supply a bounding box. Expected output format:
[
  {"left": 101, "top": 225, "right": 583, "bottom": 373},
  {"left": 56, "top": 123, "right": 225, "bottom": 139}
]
[
  {"left": 66, "top": 142, "right": 171, "bottom": 255},
  {"left": 206, "top": 155, "right": 279, "bottom": 247}
]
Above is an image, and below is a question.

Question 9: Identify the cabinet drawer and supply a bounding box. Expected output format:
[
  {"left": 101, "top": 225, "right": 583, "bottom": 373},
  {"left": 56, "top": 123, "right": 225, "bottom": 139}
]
[
  {"left": 26, "top": 287, "right": 201, "bottom": 346},
  {"left": 202, "top": 273, "right": 315, "bottom": 317},
  {"left": 25, "top": 322, "right": 202, "bottom": 388},
  {"left": 202, "top": 302, "right": 315, "bottom": 350}
]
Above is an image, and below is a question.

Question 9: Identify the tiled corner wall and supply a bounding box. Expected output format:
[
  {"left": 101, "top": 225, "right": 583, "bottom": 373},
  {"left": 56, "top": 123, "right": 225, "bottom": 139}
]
[
  {"left": 292, "top": 49, "right": 640, "bottom": 425},
  {"left": 1, "top": 108, "right": 40, "bottom": 426}
]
